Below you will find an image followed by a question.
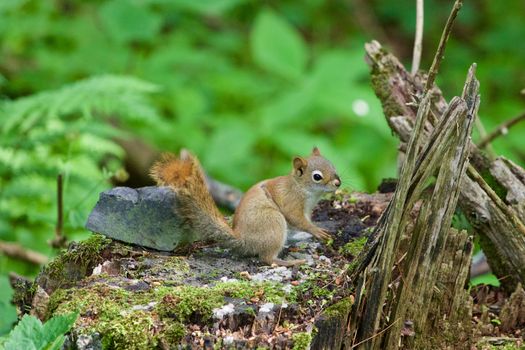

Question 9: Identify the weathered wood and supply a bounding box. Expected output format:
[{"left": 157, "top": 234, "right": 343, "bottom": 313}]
[
  {"left": 383, "top": 71, "right": 475, "bottom": 348},
  {"left": 500, "top": 283, "right": 525, "bottom": 332},
  {"left": 345, "top": 57, "right": 478, "bottom": 349},
  {"left": 348, "top": 94, "right": 432, "bottom": 348},
  {"left": 363, "top": 40, "right": 525, "bottom": 289}
]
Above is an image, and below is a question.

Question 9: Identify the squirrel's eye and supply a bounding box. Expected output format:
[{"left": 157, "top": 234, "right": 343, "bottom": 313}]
[{"left": 312, "top": 170, "right": 323, "bottom": 182}]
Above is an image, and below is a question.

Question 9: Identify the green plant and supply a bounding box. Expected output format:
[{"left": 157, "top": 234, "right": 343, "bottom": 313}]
[
  {"left": 0, "top": 276, "right": 17, "bottom": 335},
  {"left": 0, "top": 75, "right": 160, "bottom": 277},
  {"left": 470, "top": 273, "right": 501, "bottom": 288},
  {"left": 1, "top": 312, "right": 78, "bottom": 350}
]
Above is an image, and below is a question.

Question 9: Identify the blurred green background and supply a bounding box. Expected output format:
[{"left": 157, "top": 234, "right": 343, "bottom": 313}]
[{"left": 0, "top": 0, "right": 524, "bottom": 334}]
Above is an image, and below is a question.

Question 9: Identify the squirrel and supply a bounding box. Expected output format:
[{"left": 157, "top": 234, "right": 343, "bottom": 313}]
[{"left": 150, "top": 147, "right": 341, "bottom": 267}]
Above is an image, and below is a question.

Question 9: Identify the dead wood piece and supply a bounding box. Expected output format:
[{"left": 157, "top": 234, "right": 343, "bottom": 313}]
[
  {"left": 364, "top": 39, "right": 525, "bottom": 289},
  {"left": 411, "top": 0, "right": 424, "bottom": 75},
  {"left": 424, "top": 0, "right": 463, "bottom": 92},
  {"left": 500, "top": 283, "right": 525, "bottom": 332},
  {"left": 0, "top": 241, "right": 48, "bottom": 265},
  {"left": 477, "top": 112, "right": 525, "bottom": 149},
  {"left": 206, "top": 176, "right": 243, "bottom": 211},
  {"left": 346, "top": 60, "right": 478, "bottom": 349}
]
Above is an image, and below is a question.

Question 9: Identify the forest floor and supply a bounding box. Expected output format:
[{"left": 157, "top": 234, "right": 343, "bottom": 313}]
[{"left": 15, "top": 186, "right": 524, "bottom": 349}]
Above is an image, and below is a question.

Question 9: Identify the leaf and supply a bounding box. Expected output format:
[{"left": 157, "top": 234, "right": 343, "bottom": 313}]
[
  {"left": 41, "top": 313, "right": 79, "bottom": 347},
  {"left": 148, "top": 0, "right": 248, "bottom": 15},
  {"left": 0, "top": 276, "right": 17, "bottom": 335},
  {"left": 470, "top": 273, "right": 501, "bottom": 287},
  {"left": 203, "top": 120, "right": 257, "bottom": 187},
  {"left": 251, "top": 10, "right": 307, "bottom": 81},
  {"left": 3, "top": 313, "right": 78, "bottom": 350},
  {"left": 99, "top": 0, "right": 162, "bottom": 44}
]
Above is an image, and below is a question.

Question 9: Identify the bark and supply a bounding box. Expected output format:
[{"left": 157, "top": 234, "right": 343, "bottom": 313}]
[
  {"left": 364, "top": 40, "right": 525, "bottom": 289},
  {"left": 344, "top": 55, "right": 478, "bottom": 349}
]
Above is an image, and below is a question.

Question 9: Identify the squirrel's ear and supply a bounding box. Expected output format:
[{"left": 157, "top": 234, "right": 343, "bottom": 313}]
[
  {"left": 293, "top": 156, "right": 308, "bottom": 176},
  {"left": 311, "top": 146, "right": 321, "bottom": 156}
]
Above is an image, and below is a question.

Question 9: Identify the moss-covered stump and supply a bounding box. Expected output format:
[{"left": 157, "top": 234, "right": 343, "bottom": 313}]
[{"left": 14, "top": 191, "right": 392, "bottom": 349}]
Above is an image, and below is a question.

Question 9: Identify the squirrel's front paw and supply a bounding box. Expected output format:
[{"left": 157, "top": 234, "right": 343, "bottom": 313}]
[{"left": 313, "top": 228, "right": 331, "bottom": 241}]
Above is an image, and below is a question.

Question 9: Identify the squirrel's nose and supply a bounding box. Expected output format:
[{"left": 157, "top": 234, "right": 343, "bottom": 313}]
[{"left": 334, "top": 176, "right": 341, "bottom": 187}]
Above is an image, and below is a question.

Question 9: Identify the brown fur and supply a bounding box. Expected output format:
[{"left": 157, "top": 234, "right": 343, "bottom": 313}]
[{"left": 150, "top": 147, "right": 340, "bottom": 266}]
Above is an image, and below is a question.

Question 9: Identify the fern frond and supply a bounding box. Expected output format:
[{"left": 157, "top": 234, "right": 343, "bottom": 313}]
[{"left": 1, "top": 75, "right": 161, "bottom": 134}]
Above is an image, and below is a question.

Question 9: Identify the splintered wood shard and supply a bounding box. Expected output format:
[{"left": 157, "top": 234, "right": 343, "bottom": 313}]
[
  {"left": 362, "top": 40, "right": 525, "bottom": 290},
  {"left": 346, "top": 62, "right": 478, "bottom": 349}
]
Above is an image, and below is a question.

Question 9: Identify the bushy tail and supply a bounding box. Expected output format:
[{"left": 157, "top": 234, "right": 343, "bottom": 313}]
[{"left": 150, "top": 150, "right": 240, "bottom": 247}]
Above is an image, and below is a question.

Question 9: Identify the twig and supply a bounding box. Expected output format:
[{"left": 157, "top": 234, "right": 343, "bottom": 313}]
[
  {"left": 350, "top": 318, "right": 401, "bottom": 349},
  {"left": 477, "top": 112, "right": 525, "bottom": 149},
  {"left": 411, "top": 0, "right": 424, "bottom": 75},
  {"left": 51, "top": 173, "right": 67, "bottom": 248},
  {"left": 0, "top": 241, "right": 48, "bottom": 265},
  {"left": 424, "top": 0, "right": 463, "bottom": 92}
]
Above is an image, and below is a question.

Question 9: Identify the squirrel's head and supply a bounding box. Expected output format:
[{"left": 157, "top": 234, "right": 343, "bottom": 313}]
[{"left": 292, "top": 147, "right": 341, "bottom": 193}]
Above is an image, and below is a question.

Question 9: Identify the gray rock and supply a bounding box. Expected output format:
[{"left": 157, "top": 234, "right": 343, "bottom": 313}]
[{"left": 85, "top": 186, "right": 196, "bottom": 251}]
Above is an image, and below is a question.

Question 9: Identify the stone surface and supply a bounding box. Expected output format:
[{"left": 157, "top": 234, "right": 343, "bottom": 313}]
[{"left": 85, "top": 186, "right": 196, "bottom": 251}]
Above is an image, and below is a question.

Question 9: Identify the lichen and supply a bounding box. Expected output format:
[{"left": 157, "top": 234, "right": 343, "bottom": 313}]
[{"left": 292, "top": 332, "right": 312, "bottom": 350}]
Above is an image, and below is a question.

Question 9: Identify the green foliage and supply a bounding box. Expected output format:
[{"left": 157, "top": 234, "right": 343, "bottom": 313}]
[
  {"left": 0, "top": 276, "right": 17, "bottom": 335},
  {"left": 0, "top": 76, "right": 160, "bottom": 278},
  {"left": 252, "top": 10, "right": 307, "bottom": 81},
  {"left": 292, "top": 332, "right": 312, "bottom": 350},
  {"left": 2, "top": 312, "right": 78, "bottom": 350},
  {"left": 1, "top": 0, "right": 525, "bottom": 338},
  {"left": 339, "top": 236, "right": 368, "bottom": 258},
  {"left": 0, "top": 0, "right": 398, "bottom": 193},
  {"left": 470, "top": 273, "right": 501, "bottom": 288}
]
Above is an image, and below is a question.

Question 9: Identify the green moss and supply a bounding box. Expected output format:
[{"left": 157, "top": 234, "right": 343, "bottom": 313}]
[
  {"left": 215, "top": 281, "right": 285, "bottom": 303},
  {"left": 46, "top": 288, "right": 68, "bottom": 319},
  {"left": 323, "top": 297, "right": 353, "bottom": 318},
  {"left": 51, "top": 283, "right": 163, "bottom": 348},
  {"left": 41, "top": 234, "right": 112, "bottom": 289},
  {"left": 292, "top": 332, "right": 312, "bottom": 350},
  {"left": 48, "top": 275, "right": 288, "bottom": 347},
  {"left": 134, "top": 255, "right": 190, "bottom": 278},
  {"left": 99, "top": 311, "right": 157, "bottom": 350},
  {"left": 340, "top": 236, "right": 368, "bottom": 258},
  {"left": 160, "top": 322, "right": 185, "bottom": 344},
  {"left": 53, "top": 284, "right": 136, "bottom": 321},
  {"left": 156, "top": 281, "right": 285, "bottom": 323},
  {"left": 347, "top": 259, "right": 358, "bottom": 275},
  {"left": 156, "top": 286, "right": 224, "bottom": 323}
]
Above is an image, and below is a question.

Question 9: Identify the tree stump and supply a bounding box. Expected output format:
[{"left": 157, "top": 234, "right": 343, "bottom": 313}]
[
  {"left": 345, "top": 51, "right": 479, "bottom": 349},
  {"left": 364, "top": 40, "right": 525, "bottom": 290}
]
